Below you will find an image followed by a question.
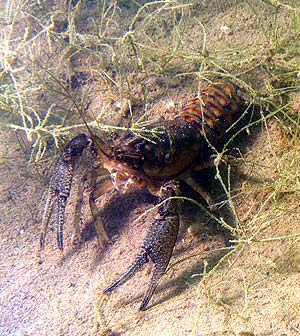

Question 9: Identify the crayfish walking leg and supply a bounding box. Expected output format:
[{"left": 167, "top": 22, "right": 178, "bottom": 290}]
[
  {"left": 103, "top": 181, "right": 181, "bottom": 310},
  {"left": 88, "top": 169, "right": 114, "bottom": 249}
]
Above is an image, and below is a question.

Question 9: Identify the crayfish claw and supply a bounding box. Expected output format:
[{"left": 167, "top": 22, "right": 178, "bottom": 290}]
[
  {"left": 40, "top": 134, "right": 91, "bottom": 252},
  {"left": 103, "top": 250, "right": 148, "bottom": 294},
  {"left": 57, "top": 194, "right": 68, "bottom": 251},
  {"left": 40, "top": 188, "right": 56, "bottom": 250},
  {"left": 104, "top": 181, "right": 180, "bottom": 310}
]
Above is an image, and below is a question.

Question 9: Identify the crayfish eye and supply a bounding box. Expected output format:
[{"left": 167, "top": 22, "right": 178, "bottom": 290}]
[
  {"left": 63, "top": 134, "right": 90, "bottom": 161},
  {"left": 115, "top": 147, "right": 123, "bottom": 159},
  {"left": 144, "top": 144, "right": 152, "bottom": 152}
]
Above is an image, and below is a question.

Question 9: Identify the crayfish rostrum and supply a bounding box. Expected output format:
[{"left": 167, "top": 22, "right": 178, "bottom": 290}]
[{"left": 40, "top": 79, "right": 243, "bottom": 310}]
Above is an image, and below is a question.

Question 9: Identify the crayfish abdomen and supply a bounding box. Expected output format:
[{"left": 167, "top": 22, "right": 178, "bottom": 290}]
[
  {"left": 40, "top": 78, "right": 243, "bottom": 310},
  {"left": 179, "top": 80, "right": 240, "bottom": 144}
]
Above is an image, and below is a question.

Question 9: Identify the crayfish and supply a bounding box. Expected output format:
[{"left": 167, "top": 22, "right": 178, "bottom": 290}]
[{"left": 40, "top": 79, "right": 243, "bottom": 310}]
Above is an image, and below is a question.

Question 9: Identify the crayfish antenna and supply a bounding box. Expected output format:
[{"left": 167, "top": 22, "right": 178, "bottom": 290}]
[{"left": 91, "top": 135, "right": 113, "bottom": 159}]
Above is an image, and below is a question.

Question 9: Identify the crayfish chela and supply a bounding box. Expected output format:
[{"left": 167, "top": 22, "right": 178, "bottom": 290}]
[{"left": 40, "top": 79, "right": 244, "bottom": 310}]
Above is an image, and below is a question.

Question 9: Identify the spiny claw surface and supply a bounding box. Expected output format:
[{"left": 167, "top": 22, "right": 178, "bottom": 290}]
[
  {"left": 40, "top": 134, "right": 91, "bottom": 251},
  {"left": 104, "top": 181, "right": 180, "bottom": 310}
]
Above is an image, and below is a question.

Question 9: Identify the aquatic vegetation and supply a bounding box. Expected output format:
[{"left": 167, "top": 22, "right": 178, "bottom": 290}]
[
  {"left": 1, "top": 0, "right": 299, "bottom": 163},
  {"left": 1, "top": 0, "right": 300, "bottom": 334}
]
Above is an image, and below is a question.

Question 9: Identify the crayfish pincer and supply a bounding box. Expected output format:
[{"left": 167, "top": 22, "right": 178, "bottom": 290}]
[
  {"left": 104, "top": 181, "right": 180, "bottom": 310},
  {"left": 40, "top": 134, "right": 92, "bottom": 252},
  {"left": 40, "top": 79, "right": 243, "bottom": 310}
]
